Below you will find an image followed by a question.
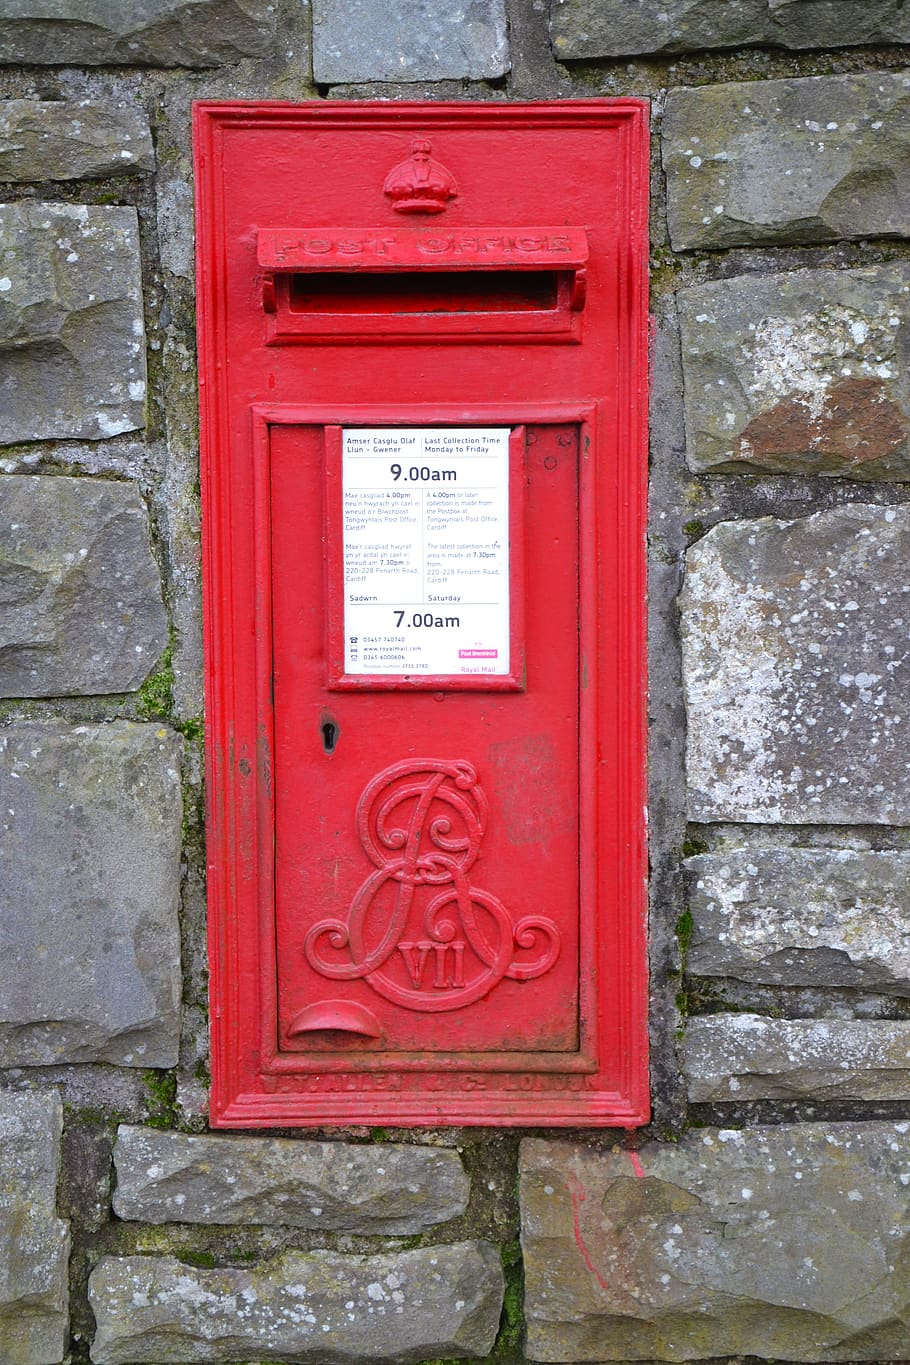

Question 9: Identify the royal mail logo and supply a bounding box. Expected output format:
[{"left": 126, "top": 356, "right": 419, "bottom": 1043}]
[{"left": 304, "top": 758, "right": 560, "bottom": 1012}]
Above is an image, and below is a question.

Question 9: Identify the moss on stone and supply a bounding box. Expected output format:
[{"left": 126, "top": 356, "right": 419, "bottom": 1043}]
[
  {"left": 493, "top": 1238, "right": 525, "bottom": 1359},
  {"left": 675, "top": 908, "right": 694, "bottom": 959},
  {"left": 136, "top": 644, "right": 174, "bottom": 720},
  {"left": 175, "top": 714, "right": 204, "bottom": 742},
  {"left": 142, "top": 1070, "right": 178, "bottom": 1129},
  {"left": 176, "top": 1249, "right": 216, "bottom": 1269}
]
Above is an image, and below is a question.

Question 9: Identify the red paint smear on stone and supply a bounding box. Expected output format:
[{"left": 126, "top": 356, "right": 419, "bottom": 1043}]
[
  {"left": 566, "top": 1149, "right": 643, "bottom": 1292},
  {"left": 566, "top": 1173, "right": 610, "bottom": 1293},
  {"left": 628, "top": 1149, "right": 645, "bottom": 1178}
]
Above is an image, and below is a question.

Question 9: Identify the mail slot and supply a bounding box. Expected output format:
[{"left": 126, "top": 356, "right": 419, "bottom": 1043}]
[
  {"left": 194, "top": 101, "right": 649, "bottom": 1127},
  {"left": 257, "top": 224, "right": 588, "bottom": 340}
]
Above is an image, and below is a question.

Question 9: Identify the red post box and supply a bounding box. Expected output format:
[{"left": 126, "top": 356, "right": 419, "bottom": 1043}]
[{"left": 194, "top": 101, "right": 649, "bottom": 1127}]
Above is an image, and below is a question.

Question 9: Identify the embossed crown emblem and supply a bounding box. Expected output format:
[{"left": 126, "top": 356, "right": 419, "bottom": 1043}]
[{"left": 383, "top": 138, "right": 458, "bottom": 214}]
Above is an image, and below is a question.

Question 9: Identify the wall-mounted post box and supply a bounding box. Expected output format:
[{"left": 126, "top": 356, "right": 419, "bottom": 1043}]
[{"left": 194, "top": 101, "right": 649, "bottom": 1127}]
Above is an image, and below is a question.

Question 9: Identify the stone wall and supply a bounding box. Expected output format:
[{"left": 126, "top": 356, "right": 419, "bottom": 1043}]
[{"left": 3, "top": 2, "right": 910, "bottom": 1363}]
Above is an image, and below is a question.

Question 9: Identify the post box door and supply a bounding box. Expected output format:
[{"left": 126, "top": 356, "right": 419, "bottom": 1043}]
[{"left": 271, "top": 421, "right": 579, "bottom": 1058}]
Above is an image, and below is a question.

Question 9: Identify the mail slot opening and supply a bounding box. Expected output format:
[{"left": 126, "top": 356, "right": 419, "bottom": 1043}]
[
  {"left": 288, "top": 269, "right": 561, "bottom": 315},
  {"left": 258, "top": 223, "right": 588, "bottom": 343}
]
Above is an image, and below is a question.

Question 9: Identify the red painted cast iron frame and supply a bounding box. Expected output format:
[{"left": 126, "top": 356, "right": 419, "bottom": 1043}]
[{"left": 194, "top": 100, "right": 650, "bottom": 1127}]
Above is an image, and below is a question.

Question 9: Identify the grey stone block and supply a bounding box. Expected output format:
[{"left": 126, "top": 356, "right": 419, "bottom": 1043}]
[
  {"left": 681, "top": 505, "right": 910, "bottom": 824},
  {"left": 551, "top": 0, "right": 910, "bottom": 58},
  {"left": 521, "top": 1124, "right": 910, "bottom": 1361},
  {"left": 686, "top": 848, "right": 910, "bottom": 993},
  {"left": 312, "top": 0, "right": 509, "bottom": 83},
  {"left": 768, "top": 0, "right": 910, "bottom": 47},
  {"left": 682, "top": 1014, "right": 910, "bottom": 1101},
  {"left": 156, "top": 171, "right": 195, "bottom": 283},
  {"left": 0, "top": 100, "right": 153, "bottom": 180},
  {"left": 0, "top": 476, "right": 168, "bottom": 697},
  {"left": 0, "top": 1091, "right": 69, "bottom": 1365},
  {"left": 89, "top": 1243, "right": 504, "bottom": 1364},
  {"left": 113, "top": 1126, "right": 469, "bottom": 1232},
  {"left": 664, "top": 72, "right": 910, "bottom": 251},
  {"left": 551, "top": 0, "right": 767, "bottom": 58},
  {"left": 0, "top": 439, "right": 155, "bottom": 480},
  {"left": 678, "top": 264, "right": 910, "bottom": 479},
  {"left": 0, "top": 203, "right": 146, "bottom": 444},
  {"left": 0, "top": 0, "right": 277, "bottom": 67},
  {"left": 0, "top": 721, "right": 183, "bottom": 1066}
]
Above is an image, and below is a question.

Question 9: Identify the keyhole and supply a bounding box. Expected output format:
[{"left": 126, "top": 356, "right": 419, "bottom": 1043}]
[{"left": 322, "top": 720, "right": 338, "bottom": 754}]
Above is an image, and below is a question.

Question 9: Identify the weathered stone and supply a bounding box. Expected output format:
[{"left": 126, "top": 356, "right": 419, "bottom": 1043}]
[
  {"left": 678, "top": 265, "right": 910, "bottom": 479},
  {"left": 521, "top": 1124, "right": 910, "bottom": 1361},
  {"left": 61, "top": 1120, "right": 115, "bottom": 1233},
  {"left": 0, "top": 1091, "right": 69, "bottom": 1365},
  {"left": 0, "top": 203, "right": 146, "bottom": 444},
  {"left": 664, "top": 72, "right": 910, "bottom": 251},
  {"left": 0, "top": 100, "right": 153, "bottom": 180},
  {"left": 312, "top": 0, "right": 509, "bottom": 83},
  {"left": 113, "top": 1126, "right": 469, "bottom": 1232},
  {"left": 769, "top": 0, "right": 910, "bottom": 47},
  {"left": 156, "top": 170, "right": 195, "bottom": 282},
  {"left": 0, "top": 721, "right": 182, "bottom": 1066},
  {"left": 551, "top": 0, "right": 910, "bottom": 58},
  {"left": 686, "top": 848, "right": 910, "bottom": 993},
  {"left": 89, "top": 1243, "right": 504, "bottom": 1364},
  {"left": 683, "top": 1014, "right": 910, "bottom": 1101},
  {"left": 552, "top": 0, "right": 766, "bottom": 58},
  {"left": 681, "top": 505, "right": 910, "bottom": 824},
  {"left": 0, "top": 0, "right": 276, "bottom": 67},
  {"left": 0, "top": 438, "right": 157, "bottom": 480},
  {"left": 0, "top": 476, "right": 168, "bottom": 696}
]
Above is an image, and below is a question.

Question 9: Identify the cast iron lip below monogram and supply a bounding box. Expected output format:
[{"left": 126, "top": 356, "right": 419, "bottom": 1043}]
[{"left": 300, "top": 757, "right": 561, "bottom": 1016}]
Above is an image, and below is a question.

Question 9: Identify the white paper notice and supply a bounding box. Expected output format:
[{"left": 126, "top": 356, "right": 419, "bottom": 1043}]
[{"left": 343, "top": 427, "right": 510, "bottom": 677}]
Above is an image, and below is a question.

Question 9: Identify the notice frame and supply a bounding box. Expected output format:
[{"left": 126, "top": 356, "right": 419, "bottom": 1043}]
[{"left": 326, "top": 424, "right": 526, "bottom": 691}]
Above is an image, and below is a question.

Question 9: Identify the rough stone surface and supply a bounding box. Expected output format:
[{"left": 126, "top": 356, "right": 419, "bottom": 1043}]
[
  {"left": 113, "top": 1126, "right": 470, "bottom": 1232},
  {"left": 89, "top": 1243, "right": 504, "bottom": 1364},
  {"left": 0, "top": 1090, "right": 69, "bottom": 1365},
  {"left": 683, "top": 1014, "right": 910, "bottom": 1101},
  {"left": 767, "top": 0, "right": 910, "bottom": 46},
  {"left": 552, "top": 0, "right": 765, "bottom": 56},
  {"left": 312, "top": 0, "right": 509, "bottom": 83},
  {"left": 686, "top": 848, "right": 910, "bottom": 993},
  {"left": 678, "top": 265, "right": 910, "bottom": 479},
  {"left": 0, "top": 202, "right": 146, "bottom": 444},
  {"left": 0, "top": 100, "right": 153, "bottom": 180},
  {"left": 0, "top": 721, "right": 183, "bottom": 1066},
  {"left": 521, "top": 1124, "right": 910, "bottom": 1361},
  {"left": 0, "top": 438, "right": 157, "bottom": 480},
  {"left": 0, "top": 476, "right": 168, "bottom": 697},
  {"left": 681, "top": 505, "right": 910, "bottom": 824},
  {"left": 551, "top": 0, "right": 910, "bottom": 58},
  {"left": 0, "top": 0, "right": 277, "bottom": 66},
  {"left": 664, "top": 72, "right": 910, "bottom": 251}
]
